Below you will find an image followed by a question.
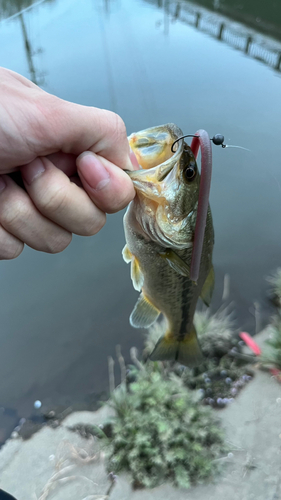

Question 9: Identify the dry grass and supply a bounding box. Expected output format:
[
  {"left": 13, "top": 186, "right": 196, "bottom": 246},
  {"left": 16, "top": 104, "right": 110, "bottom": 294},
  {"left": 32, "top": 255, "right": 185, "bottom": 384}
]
[{"left": 36, "top": 440, "right": 110, "bottom": 500}]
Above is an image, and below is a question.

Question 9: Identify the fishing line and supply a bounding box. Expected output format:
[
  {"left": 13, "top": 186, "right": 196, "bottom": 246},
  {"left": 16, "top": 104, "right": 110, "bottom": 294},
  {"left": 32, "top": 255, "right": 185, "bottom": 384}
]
[
  {"left": 223, "top": 145, "right": 251, "bottom": 151},
  {"left": 211, "top": 136, "right": 250, "bottom": 151}
]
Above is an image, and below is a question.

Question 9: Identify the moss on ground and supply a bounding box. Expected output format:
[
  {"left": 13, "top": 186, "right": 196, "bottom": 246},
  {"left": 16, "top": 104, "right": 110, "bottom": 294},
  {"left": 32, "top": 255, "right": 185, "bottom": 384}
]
[{"left": 105, "top": 363, "right": 226, "bottom": 489}]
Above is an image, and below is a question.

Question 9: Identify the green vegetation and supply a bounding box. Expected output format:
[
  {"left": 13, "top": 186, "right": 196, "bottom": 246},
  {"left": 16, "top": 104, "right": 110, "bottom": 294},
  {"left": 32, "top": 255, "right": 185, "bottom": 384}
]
[
  {"left": 105, "top": 363, "right": 225, "bottom": 489},
  {"left": 261, "top": 269, "right": 281, "bottom": 370},
  {"left": 183, "top": 356, "right": 253, "bottom": 408},
  {"left": 267, "top": 268, "right": 281, "bottom": 308},
  {"left": 261, "top": 317, "right": 281, "bottom": 370},
  {"left": 87, "top": 272, "right": 281, "bottom": 490},
  {"left": 101, "top": 309, "right": 257, "bottom": 488},
  {"left": 183, "top": 310, "right": 254, "bottom": 407},
  {"left": 194, "top": 309, "right": 237, "bottom": 359},
  {"left": 145, "top": 310, "right": 254, "bottom": 409},
  {"left": 145, "top": 310, "right": 239, "bottom": 363}
]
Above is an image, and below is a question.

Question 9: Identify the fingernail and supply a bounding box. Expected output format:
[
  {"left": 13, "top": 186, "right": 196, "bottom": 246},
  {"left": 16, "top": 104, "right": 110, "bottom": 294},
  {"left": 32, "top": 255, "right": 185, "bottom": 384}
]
[
  {"left": 77, "top": 152, "right": 110, "bottom": 191},
  {"left": 129, "top": 149, "right": 140, "bottom": 170},
  {"left": 0, "top": 176, "right": 6, "bottom": 193},
  {"left": 21, "top": 157, "right": 45, "bottom": 185}
]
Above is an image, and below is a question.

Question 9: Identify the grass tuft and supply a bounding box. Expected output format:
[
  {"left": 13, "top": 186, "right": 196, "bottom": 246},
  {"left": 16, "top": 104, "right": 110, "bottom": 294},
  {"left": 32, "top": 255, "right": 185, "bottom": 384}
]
[
  {"left": 194, "top": 309, "right": 237, "bottom": 359},
  {"left": 261, "top": 268, "right": 281, "bottom": 370},
  {"left": 104, "top": 361, "right": 226, "bottom": 489},
  {"left": 261, "top": 316, "right": 281, "bottom": 370},
  {"left": 267, "top": 268, "right": 281, "bottom": 307}
]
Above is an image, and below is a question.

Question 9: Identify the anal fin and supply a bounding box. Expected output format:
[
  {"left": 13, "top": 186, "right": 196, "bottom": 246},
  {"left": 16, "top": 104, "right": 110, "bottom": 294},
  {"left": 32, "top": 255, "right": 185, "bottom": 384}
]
[{"left": 130, "top": 293, "right": 160, "bottom": 328}]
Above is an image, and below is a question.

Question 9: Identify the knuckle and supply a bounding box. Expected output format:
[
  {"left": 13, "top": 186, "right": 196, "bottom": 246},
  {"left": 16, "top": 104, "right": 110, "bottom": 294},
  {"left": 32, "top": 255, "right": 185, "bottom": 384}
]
[
  {"left": 108, "top": 112, "right": 127, "bottom": 145},
  {"left": 1, "top": 198, "right": 28, "bottom": 229},
  {"left": 113, "top": 112, "right": 127, "bottom": 135},
  {"left": 40, "top": 185, "right": 69, "bottom": 216},
  {"left": 32, "top": 95, "right": 64, "bottom": 148},
  {"left": 80, "top": 214, "right": 106, "bottom": 236},
  {"left": 46, "top": 231, "right": 72, "bottom": 254}
]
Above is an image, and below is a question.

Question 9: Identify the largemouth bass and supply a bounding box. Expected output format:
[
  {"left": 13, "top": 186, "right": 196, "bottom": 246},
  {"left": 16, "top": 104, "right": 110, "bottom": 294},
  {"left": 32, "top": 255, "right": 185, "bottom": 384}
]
[{"left": 123, "top": 124, "right": 214, "bottom": 367}]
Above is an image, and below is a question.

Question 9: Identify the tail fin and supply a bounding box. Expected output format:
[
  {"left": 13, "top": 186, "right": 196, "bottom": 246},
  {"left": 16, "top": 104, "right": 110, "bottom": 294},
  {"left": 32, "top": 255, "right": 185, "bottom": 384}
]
[{"left": 149, "top": 327, "right": 204, "bottom": 368}]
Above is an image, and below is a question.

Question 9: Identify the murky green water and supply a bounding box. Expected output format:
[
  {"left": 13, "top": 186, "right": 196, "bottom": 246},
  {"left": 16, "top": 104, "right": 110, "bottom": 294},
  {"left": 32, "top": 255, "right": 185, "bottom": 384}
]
[{"left": 0, "top": 0, "right": 281, "bottom": 443}]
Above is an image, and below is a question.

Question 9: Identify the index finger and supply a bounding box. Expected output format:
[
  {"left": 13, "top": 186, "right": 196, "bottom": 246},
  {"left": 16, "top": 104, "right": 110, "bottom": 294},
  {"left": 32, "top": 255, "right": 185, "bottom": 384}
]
[{"left": 35, "top": 96, "right": 134, "bottom": 171}]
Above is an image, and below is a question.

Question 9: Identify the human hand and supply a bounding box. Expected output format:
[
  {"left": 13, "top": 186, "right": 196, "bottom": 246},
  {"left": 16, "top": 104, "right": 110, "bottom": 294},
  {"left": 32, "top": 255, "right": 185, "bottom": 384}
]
[{"left": 0, "top": 68, "right": 138, "bottom": 260}]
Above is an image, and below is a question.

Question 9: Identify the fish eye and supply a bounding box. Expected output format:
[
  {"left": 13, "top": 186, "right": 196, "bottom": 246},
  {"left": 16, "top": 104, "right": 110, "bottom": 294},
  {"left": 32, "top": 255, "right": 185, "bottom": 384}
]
[{"left": 184, "top": 165, "right": 197, "bottom": 181}]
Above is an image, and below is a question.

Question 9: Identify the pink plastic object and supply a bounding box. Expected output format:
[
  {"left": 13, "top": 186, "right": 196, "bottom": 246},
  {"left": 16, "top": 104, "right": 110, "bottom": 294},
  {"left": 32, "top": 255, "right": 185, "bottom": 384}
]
[
  {"left": 239, "top": 332, "right": 281, "bottom": 383},
  {"left": 239, "top": 331, "right": 262, "bottom": 356},
  {"left": 190, "top": 130, "right": 212, "bottom": 282}
]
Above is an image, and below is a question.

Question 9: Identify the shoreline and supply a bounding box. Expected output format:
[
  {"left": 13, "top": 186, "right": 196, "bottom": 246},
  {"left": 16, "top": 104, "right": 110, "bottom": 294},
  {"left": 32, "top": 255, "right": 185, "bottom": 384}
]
[{"left": 1, "top": 329, "right": 281, "bottom": 499}]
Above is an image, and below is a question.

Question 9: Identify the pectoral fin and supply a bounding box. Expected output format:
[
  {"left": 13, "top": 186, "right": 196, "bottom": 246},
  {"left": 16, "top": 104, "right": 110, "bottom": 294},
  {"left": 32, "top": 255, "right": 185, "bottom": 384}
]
[
  {"left": 131, "top": 256, "right": 144, "bottom": 291},
  {"left": 122, "top": 244, "right": 133, "bottom": 263},
  {"left": 123, "top": 245, "right": 144, "bottom": 291},
  {"left": 159, "top": 249, "right": 190, "bottom": 277},
  {"left": 130, "top": 293, "right": 160, "bottom": 328},
  {"left": 200, "top": 265, "right": 215, "bottom": 307}
]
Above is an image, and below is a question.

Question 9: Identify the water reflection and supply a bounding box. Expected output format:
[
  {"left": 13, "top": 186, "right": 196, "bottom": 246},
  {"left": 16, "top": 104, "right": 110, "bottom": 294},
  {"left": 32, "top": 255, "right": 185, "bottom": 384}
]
[
  {"left": 18, "top": 12, "right": 39, "bottom": 84},
  {"left": 0, "top": 0, "right": 46, "bottom": 19},
  {"left": 0, "top": 0, "right": 53, "bottom": 83},
  {"left": 190, "top": 0, "right": 281, "bottom": 41},
  {"left": 153, "top": 0, "right": 281, "bottom": 73}
]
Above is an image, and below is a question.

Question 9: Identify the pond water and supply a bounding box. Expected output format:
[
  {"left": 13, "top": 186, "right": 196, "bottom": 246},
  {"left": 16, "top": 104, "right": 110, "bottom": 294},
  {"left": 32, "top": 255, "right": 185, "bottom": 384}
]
[{"left": 0, "top": 0, "right": 281, "bottom": 445}]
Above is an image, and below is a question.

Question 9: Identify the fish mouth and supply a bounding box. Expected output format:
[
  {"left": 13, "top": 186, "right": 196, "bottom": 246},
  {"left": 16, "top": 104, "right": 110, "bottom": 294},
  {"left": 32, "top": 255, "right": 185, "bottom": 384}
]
[{"left": 127, "top": 123, "right": 184, "bottom": 189}]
